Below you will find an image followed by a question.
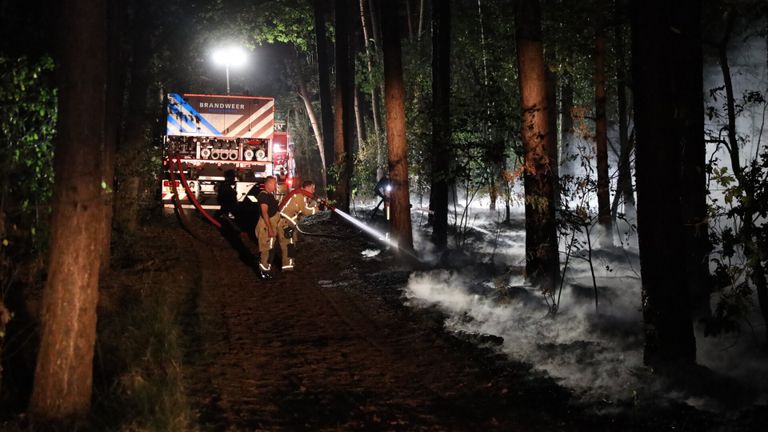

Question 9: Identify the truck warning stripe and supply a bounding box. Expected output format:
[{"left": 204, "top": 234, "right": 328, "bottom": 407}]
[
  {"left": 169, "top": 93, "right": 222, "bottom": 136},
  {"left": 226, "top": 100, "right": 274, "bottom": 138},
  {"left": 241, "top": 109, "right": 275, "bottom": 139}
]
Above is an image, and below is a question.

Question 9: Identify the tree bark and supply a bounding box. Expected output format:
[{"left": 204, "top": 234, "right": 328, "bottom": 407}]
[
  {"left": 594, "top": 20, "right": 611, "bottom": 231},
  {"left": 631, "top": 0, "right": 697, "bottom": 367},
  {"left": 381, "top": 0, "right": 413, "bottom": 249},
  {"left": 430, "top": 0, "right": 451, "bottom": 248},
  {"left": 29, "top": 0, "right": 107, "bottom": 420},
  {"left": 514, "top": 0, "right": 560, "bottom": 294},
  {"left": 314, "top": 0, "right": 335, "bottom": 186},
  {"left": 334, "top": 0, "right": 356, "bottom": 212}
]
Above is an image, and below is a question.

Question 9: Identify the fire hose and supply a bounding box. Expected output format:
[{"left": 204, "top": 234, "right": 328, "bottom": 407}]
[
  {"left": 166, "top": 157, "right": 192, "bottom": 229},
  {"left": 173, "top": 156, "right": 222, "bottom": 229}
]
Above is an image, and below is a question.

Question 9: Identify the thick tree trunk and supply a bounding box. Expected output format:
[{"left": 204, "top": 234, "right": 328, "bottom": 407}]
[
  {"left": 594, "top": 22, "right": 611, "bottom": 232},
  {"left": 430, "top": 0, "right": 451, "bottom": 248},
  {"left": 334, "top": 0, "right": 355, "bottom": 212},
  {"left": 29, "top": 0, "right": 107, "bottom": 420},
  {"left": 678, "top": 1, "right": 711, "bottom": 320},
  {"left": 381, "top": 0, "right": 413, "bottom": 249},
  {"left": 631, "top": 0, "right": 697, "bottom": 367},
  {"left": 314, "top": 0, "right": 335, "bottom": 186},
  {"left": 514, "top": 0, "right": 560, "bottom": 294}
]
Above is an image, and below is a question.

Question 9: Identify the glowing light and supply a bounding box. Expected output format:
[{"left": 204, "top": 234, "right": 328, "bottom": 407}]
[
  {"left": 212, "top": 46, "right": 247, "bottom": 67},
  {"left": 385, "top": 185, "right": 392, "bottom": 193}
]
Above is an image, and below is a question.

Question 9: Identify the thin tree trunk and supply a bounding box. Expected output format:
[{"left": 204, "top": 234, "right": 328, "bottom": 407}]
[
  {"left": 547, "top": 66, "right": 560, "bottom": 210},
  {"left": 29, "top": 0, "right": 107, "bottom": 419},
  {"left": 405, "top": 0, "right": 414, "bottom": 42},
  {"left": 382, "top": 0, "right": 413, "bottom": 249},
  {"left": 611, "top": 9, "right": 635, "bottom": 219},
  {"left": 515, "top": 0, "right": 560, "bottom": 294},
  {"left": 114, "top": 0, "right": 152, "bottom": 234},
  {"left": 417, "top": 0, "right": 425, "bottom": 41},
  {"left": 430, "top": 0, "right": 451, "bottom": 248},
  {"left": 560, "top": 74, "right": 574, "bottom": 165},
  {"left": 314, "top": 0, "right": 335, "bottom": 186},
  {"left": 595, "top": 20, "right": 611, "bottom": 231},
  {"left": 354, "top": 86, "right": 366, "bottom": 153},
  {"left": 297, "top": 80, "right": 328, "bottom": 192},
  {"left": 100, "top": 1, "right": 126, "bottom": 274},
  {"left": 334, "top": 0, "right": 355, "bottom": 212},
  {"left": 359, "top": 0, "right": 384, "bottom": 176},
  {"left": 631, "top": 0, "right": 697, "bottom": 367}
]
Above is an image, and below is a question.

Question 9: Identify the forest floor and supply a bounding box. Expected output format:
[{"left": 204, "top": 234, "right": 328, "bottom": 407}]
[
  {"left": 5, "top": 209, "right": 762, "bottom": 431},
  {"left": 114, "top": 209, "right": 762, "bottom": 432}
]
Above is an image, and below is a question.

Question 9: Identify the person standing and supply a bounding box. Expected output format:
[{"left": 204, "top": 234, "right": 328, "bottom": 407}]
[{"left": 255, "top": 176, "right": 280, "bottom": 280}]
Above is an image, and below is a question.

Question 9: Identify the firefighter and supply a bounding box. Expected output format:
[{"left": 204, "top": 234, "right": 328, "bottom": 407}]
[
  {"left": 276, "top": 180, "right": 318, "bottom": 271},
  {"left": 370, "top": 175, "right": 392, "bottom": 220},
  {"left": 255, "top": 176, "right": 280, "bottom": 280}
]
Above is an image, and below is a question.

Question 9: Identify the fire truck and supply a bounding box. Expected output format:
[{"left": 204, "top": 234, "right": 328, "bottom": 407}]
[{"left": 161, "top": 93, "right": 294, "bottom": 209}]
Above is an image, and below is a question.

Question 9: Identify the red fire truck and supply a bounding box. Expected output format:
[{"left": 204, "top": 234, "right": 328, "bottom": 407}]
[{"left": 160, "top": 93, "right": 294, "bottom": 208}]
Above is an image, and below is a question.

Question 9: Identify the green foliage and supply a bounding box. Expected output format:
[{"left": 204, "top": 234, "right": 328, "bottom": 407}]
[
  {"left": 705, "top": 87, "right": 768, "bottom": 336},
  {"left": 0, "top": 55, "right": 57, "bottom": 258}
]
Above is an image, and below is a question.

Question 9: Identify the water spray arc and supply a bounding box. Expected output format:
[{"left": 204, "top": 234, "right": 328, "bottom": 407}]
[{"left": 320, "top": 200, "right": 421, "bottom": 262}]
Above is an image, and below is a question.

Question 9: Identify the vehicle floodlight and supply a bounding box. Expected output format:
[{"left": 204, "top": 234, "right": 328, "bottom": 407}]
[{"left": 211, "top": 45, "right": 248, "bottom": 94}]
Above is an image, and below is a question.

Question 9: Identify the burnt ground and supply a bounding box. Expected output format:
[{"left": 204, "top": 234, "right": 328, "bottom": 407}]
[{"left": 129, "top": 212, "right": 760, "bottom": 431}]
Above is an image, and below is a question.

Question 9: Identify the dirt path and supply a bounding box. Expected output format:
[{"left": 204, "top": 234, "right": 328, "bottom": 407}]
[{"left": 168, "top": 214, "right": 701, "bottom": 431}]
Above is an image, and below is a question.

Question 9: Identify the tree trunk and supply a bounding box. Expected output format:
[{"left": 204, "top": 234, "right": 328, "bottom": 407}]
[
  {"left": 114, "top": 0, "right": 152, "bottom": 235},
  {"left": 334, "top": 0, "right": 356, "bottom": 212},
  {"left": 547, "top": 66, "right": 560, "bottom": 210},
  {"left": 594, "top": 21, "right": 611, "bottom": 232},
  {"left": 631, "top": 0, "right": 697, "bottom": 367},
  {"left": 297, "top": 79, "right": 328, "bottom": 192},
  {"left": 514, "top": 0, "right": 560, "bottom": 294},
  {"left": 29, "top": 0, "right": 107, "bottom": 420},
  {"left": 611, "top": 10, "right": 635, "bottom": 220},
  {"left": 560, "top": 74, "right": 574, "bottom": 165},
  {"left": 354, "top": 86, "right": 366, "bottom": 154},
  {"left": 359, "top": 0, "right": 384, "bottom": 176},
  {"left": 314, "top": 0, "right": 335, "bottom": 186},
  {"left": 100, "top": 0, "right": 129, "bottom": 274},
  {"left": 381, "top": 0, "right": 413, "bottom": 249},
  {"left": 430, "top": 0, "right": 451, "bottom": 248},
  {"left": 417, "top": 0, "right": 425, "bottom": 41},
  {"left": 405, "top": 0, "right": 414, "bottom": 43}
]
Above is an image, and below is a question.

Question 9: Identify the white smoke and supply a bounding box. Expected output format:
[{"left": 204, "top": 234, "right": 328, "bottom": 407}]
[{"left": 405, "top": 264, "right": 647, "bottom": 404}]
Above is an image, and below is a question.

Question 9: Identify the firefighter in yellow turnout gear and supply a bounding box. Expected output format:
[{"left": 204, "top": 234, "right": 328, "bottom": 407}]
[
  {"left": 255, "top": 176, "right": 280, "bottom": 280},
  {"left": 277, "top": 180, "right": 318, "bottom": 271}
]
